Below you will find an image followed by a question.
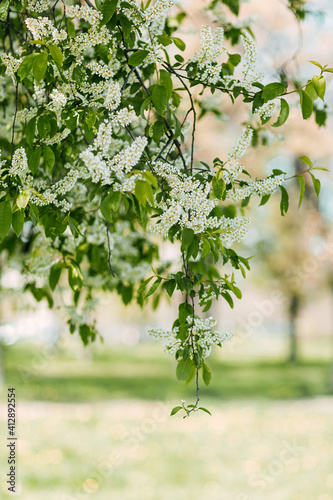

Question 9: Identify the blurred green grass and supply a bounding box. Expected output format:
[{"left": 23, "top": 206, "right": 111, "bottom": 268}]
[{"left": 1, "top": 340, "right": 332, "bottom": 402}]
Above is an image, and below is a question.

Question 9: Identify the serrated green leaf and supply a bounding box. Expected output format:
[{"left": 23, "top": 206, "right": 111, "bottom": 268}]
[
  {"left": 37, "top": 115, "right": 50, "bottom": 138},
  {"left": 0, "top": 0, "right": 10, "bottom": 19},
  {"left": 202, "top": 362, "right": 212, "bottom": 386},
  {"left": 310, "top": 173, "right": 321, "bottom": 196},
  {"left": 300, "top": 155, "right": 313, "bottom": 167},
  {"left": 198, "top": 407, "right": 212, "bottom": 416},
  {"left": 100, "top": 191, "right": 121, "bottom": 222},
  {"left": 73, "top": 65, "right": 86, "bottom": 85},
  {"left": 152, "top": 85, "right": 168, "bottom": 116},
  {"left": 304, "top": 82, "right": 318, "bottom": 101},
  {"left": 279, "top": 185, "right": 289, "bottom": 216},
  {"left": 262, "top": 82, "right": 286, "bottom": 102},
  {"left": 165, "top": 279, "right": 176, "bottom": 297},
  {"left": 33, "top": 52, "right": 48, "bottom": 82},
  {"left": 44, "top": 146, "right": 55, "bottom": 169},
  {"left": 201, "top": 237, "right": 211, "bottom": 258},
  {"left": 17, "top": 54, "right": 38, "bottom": 80},
  {"left": 308, "top": 60, "right": 323, "bottom": 70},
  {"left": 0, "top": 201, "right": 12, "bottom": 241},
  {"left": 26, "top": 117, "right": 36, "bottom": 148},
  {"left": 49, "top": 263, "right": 63, "bottom": 291},
  {"left": 16, "top": 190, "right": 30, "bottom": 209},
  {"left": 170, "top": 406, "right": 182, "bottom": 416},
  {"left": 176, "top": 358, "right": 192, "bottom": 381},
  {"left": 299, "top": 89, "right": 313, "bottom": 120},
  {"left": 312, "top": 75, "right": 326, "bottom": 101},
  {"left": 259, "top": 194, "right": 270, "bottom": 206},
  {"left": 181, "top": 228, "right": 194, "bottom": 251},
  {"left": 128, "top": 49, "right": 150, "bottom": 67},
  {"left": 12, "top": 209, "right": 24, "bottom": 236},
  {"left": 159, "top": 69, "right": 173, "bottom": 99},
  {"left": 48, "top": 44, "right": 63, "bottom": 67},
  {"left": 101, "top": 0, "right": 118, "bottom": 24},
  {"left": 172, "top": 37, "right": 186, "bottom": 51},
  {"left": 135, "top": 180, "right": 154, "bottom": 207},
  {"left": 28, "top": 147, "right": 41, "bottom": 175},
  {"left": 145, "top": 277, "right": 162, "bottom": 298},
  {"left": 297, "top": 175, "right": 305, "bottom": 208},
  {"left": 272, "top": 98, "right": 289, "bottom": 127}
]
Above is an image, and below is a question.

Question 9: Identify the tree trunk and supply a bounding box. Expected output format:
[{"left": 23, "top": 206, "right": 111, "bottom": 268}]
[{"left": 288, "top": 294, "right": 299, "bottom": 363}]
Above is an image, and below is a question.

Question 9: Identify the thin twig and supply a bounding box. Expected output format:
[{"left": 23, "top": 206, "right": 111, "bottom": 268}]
[{"left": 106, "top": 222, "right": 115, "bottom": 277}]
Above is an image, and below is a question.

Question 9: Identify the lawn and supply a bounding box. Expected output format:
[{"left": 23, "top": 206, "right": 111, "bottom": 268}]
[{"left": 0, "top": 340, "right": 332, "bottom": 500}]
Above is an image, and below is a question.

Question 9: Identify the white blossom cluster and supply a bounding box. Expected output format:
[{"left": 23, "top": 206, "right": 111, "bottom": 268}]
[
  {"left": 151, "top": 161, "right": 219, "bottom": 236},
  {"left": 49, "top": 89, "right": 67, "bottom": 109},
  {"left": 66, "top": 5, "right": 110, "bottom": 57},
  {"left": 9, "top": 148, "right": 29, "bottom": 178},
  {"left": 25, "top": 17, "right": 67, "bottom": 44},
  {"left": 43, "top": 128, "right": 71, "bottom": 146},
  {"left": 1, "top": 53, "right": 23, "bottom": 80},
  {"left": 187, "top": 316, "right": 233, "bottom": 357},
  {"left": 256, "top": 100, "right": 278, "bottom": 120},
  {"left": 240, "top": 33, "right": 264, "bottom": 91},
  {"left": 27, "top": 0, "right": 49, "bottom": 13},
  {"left": 151, "top": 160, "right": 251, "bottom": 245},
  {"left": 188, "top": 25, "right": 226, "bottom": 85},
  {"left": 149, "top": 316, "right": 233, "bottom": 358},
  {"left": 144, "top": 0, "right": 174, "bottom": 24}
]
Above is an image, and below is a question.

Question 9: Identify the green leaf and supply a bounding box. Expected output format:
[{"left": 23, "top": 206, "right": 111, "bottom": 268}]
[
  {"left": 159, "top": 69, "right": 173, "bottom": 99},
  {"left": 152, "top": 121, "right": 165, "bottom": 144},
  {"left": 152, "top": 85, "right": 168, "bottom": 116},
  {"left": 222, "top": 0, "right": 239, "bottom": 15},
  {"left": 297, "top": 175, "right": 305, "bottom": 208},
  {"left": 176, "top": 358, "right": 192, "bottom": 381},
  {"left": 202, "top": 362, "right": 212, "bottom": 386},
  {"left": 33, "top": 52, "right": 48, "bottom": 82},
  {"left": 48, "top": 44, "right": 63, "bottom": 67},
  {"left": 49, "top": 263, "right": 63, "bottom": 291},
  {"left": 172, "top": 37, "right": 186, "bottom": 51},
  {"left": 198, "top": 407, "right": 212, "bottom": 416},
  {"left": 300, "top": 155, "right": 313, "bottom": 167},
  {"left": 228, "top": 53, "right": 241, "bottom": 66},
  {"left": 28, "top": 147, "right": 42, "bottom": 175},
  {"left": 135, "top": 180, "right": 154, "bottom": 207},
  {"left": 128, "top": 49, "right": 150, "bottom": 67},
  {"left": 17, "top": 54, "right": 38, "bottom": 80},
  {"left": 100, "top": 191, "right": 122, "bottom": 222},
  {"left": 201, "top": 237, "right": 211, "bottom": 258},
  {"left": 165, "top": 279, "right": 176, "bottom": 297},
  {"left": 0, "top": 201, "right": 12, "bottom": 241},
  {"left": 272, "top": 98, "right": 289, "bottom": 127},
  {"left": 323, "top": 68, "right": 333, "bottom": 74},
  {"left": 12, "top": 209, "right": 24, "bottom": 236},
  {"left": 44, "top": 146, "right": 55, "bottom": 169},
  {"left": 310, "top": 173, "right": 321, "bottom": 196},
  {"left": 26, "top": 117, "right": 36, "bottom": 148},
  {"left": 262, "top": 82, "right": 286, "bottom": 101},
  {"left": 37, "top": 115, "right": 51, "bottom": 138},
  {"left": 170, "top": 406, "right": 183, "bottom": 416},
  {"left": 308, "top": 60, "right": 322, "bottom": 70},
  {"left": 16, "top": 190, "right": 30, "bottom": 209},
  {"left": 299, "top": 89, "right": 313, "bottom": 120},
  {"left": 101, "top": 0, "right": 118, "bottom": 25},
  {"left": 73, "top": 65, "right": 86, "bottom": 86},
  {"left": 312, "top": 75, "right": 326, "bottom": 101},
  {"left": 69, "top": 217, "right": 83, "bottom": 238},
  {"left": 279, "top": 185, "right": 289, "bottom": 216},
  {"left": 145, "top": 277, "right": 162, "bottom": 298},
  {"left": 304, "top": 82, "right": 318, "bottom": 101},
  {"left": 181, "top": 228, "right": 194, "bottom": 251},
  {"left": 0, "top": 0, "right": 10, "bottom": 19}
]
